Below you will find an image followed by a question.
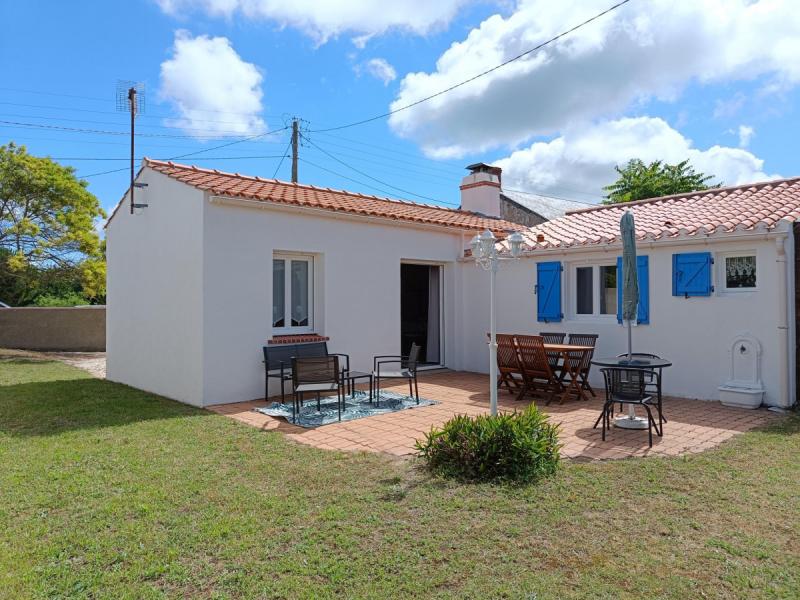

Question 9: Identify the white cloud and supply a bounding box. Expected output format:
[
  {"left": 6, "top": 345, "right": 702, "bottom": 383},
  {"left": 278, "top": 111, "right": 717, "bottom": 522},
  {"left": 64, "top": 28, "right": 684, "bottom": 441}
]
[
  {"left": 713, "top": 92, "right": 747, "bottom": 119},
  {"left": 159, "top": 31, "right": 266, "bottom": 138},
  {"left": 355, "top": 58, "right": 398, "bottom": 85},
  {"left": 495, "top": 117, "right": 776, "bottom": 200},
  {"left": 388, "top": 0, "right": 800, "bottom": 157},
  {"left": 155, "top": 0, "right": 474, "bottom": 44},
  {"left": 738, "top": 124, "right": 755, "bottom": 148}
]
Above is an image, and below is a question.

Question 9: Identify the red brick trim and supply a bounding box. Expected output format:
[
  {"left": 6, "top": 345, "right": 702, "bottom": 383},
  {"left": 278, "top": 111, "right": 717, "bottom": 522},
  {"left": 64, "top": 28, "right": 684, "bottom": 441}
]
[
  {"left": 268, "top": 334, "right": 330, "bottom": 345},
  {"left": 459, "top": 180, "right": 501, "bottom": 191}
]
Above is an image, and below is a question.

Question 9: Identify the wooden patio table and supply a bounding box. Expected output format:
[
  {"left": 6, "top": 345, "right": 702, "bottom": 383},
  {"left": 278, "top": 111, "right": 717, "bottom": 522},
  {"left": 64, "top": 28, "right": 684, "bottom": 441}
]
[{"left": 543, "top": 343, "right": 595, "bottom": 404}]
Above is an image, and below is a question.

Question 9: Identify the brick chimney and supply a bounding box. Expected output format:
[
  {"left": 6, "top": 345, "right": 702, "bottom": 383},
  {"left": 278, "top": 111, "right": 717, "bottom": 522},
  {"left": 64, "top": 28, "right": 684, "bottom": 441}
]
[{"left": 460, "top": 163, "right": 502, "bottom": 217}]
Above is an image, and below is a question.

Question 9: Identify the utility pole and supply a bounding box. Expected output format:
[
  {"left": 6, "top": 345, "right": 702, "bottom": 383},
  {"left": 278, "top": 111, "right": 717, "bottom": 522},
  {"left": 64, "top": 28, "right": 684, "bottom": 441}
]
[{"left": 291, "top": 118, "right": 299, "bottom": 183}]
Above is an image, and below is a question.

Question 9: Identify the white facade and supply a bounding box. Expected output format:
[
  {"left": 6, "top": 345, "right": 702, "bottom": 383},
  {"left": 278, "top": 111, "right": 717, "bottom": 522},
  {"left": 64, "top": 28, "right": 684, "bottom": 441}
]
[
  {"left": 461, "top": 232, "right": 796, "bottom": 408},
  {"left": 107, "top": 168, "right": 471, "bottom": 406},
  {"left": 107, "top": 167, "right": 797, "bottom": 408}
]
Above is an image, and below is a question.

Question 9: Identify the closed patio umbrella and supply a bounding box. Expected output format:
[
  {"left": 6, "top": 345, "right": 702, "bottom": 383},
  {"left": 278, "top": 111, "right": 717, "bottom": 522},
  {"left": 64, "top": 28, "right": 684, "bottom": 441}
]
[
  {"left": 616, "top": 210, "right": 649, "bottom": 429},
  {"left": 620, "top": 211, "right": 638, "bottom": 361}
]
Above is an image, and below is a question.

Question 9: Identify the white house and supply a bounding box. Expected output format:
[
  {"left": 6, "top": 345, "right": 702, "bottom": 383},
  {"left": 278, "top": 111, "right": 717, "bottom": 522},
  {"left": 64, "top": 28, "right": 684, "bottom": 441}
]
[
  {"left": 106, "top": 159, "right": 523, "bottom": 406},
  {"left": 106, "top": 158, "right": 800, "bottom": 409}
]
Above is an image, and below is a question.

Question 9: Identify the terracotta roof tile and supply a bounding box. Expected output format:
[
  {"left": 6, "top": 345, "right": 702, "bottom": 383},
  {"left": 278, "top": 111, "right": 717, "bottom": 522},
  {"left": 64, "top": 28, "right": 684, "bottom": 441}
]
[
  {"left": 143, "top": 158, "right": 524, "bottom": 235},
  {"left": 510, "top": 177, "right": 800, "bottom": 251}
]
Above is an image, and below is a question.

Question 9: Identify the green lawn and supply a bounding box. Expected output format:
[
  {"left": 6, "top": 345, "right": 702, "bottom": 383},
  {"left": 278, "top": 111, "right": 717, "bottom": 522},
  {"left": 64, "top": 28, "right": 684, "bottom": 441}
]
[{"left": 1, "top": 354, "right": 798, "bottom": 599}]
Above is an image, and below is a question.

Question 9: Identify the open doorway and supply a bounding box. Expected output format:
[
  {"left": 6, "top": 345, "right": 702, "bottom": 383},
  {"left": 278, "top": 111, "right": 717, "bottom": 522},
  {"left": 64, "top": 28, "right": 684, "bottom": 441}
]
[{"left": 400, "top": 263, "right": 442, "bottom": 366}]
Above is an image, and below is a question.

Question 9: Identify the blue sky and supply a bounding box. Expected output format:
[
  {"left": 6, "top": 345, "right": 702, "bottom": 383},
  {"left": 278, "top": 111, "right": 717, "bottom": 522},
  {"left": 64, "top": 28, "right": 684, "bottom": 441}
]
[{"left": 1, "top": 0, "right": 798, "bottom": 217}]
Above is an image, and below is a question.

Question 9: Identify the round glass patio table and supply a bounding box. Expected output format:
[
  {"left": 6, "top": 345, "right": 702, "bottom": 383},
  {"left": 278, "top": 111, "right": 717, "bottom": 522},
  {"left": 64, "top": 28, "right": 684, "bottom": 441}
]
[{"left": 590, "top": 356, "right": 672, "bottom": 429}]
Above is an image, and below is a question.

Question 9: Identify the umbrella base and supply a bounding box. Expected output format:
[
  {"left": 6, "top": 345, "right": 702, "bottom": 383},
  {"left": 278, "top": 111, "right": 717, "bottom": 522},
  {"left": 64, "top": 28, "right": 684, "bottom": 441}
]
[{"left": 614, "top": 415, "right": 649, "bottom": 430}]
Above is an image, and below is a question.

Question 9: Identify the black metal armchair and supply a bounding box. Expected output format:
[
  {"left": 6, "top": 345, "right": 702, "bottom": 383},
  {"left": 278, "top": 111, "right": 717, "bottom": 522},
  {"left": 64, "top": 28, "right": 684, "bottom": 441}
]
[
  {"left": 616, "top": 352, "right": 666, "bottom": 424},
  {"left": 372, "top": 343, "right": 421, "bottom": 406},
  {"left": 595, "top": 367, "right": 662, "bottom": 447},
  {"left": 291, "top": 355, "right": 343, "bottom": 423},
  {"left": 263, "top": 342, "right": 349, "bottom": 403}
]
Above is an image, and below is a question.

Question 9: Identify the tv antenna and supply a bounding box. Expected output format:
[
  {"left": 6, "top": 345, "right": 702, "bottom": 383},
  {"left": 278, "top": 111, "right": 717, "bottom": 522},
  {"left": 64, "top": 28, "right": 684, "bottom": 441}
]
[{"left": 116, "top": 81, "right": 148, "bottom": 214}]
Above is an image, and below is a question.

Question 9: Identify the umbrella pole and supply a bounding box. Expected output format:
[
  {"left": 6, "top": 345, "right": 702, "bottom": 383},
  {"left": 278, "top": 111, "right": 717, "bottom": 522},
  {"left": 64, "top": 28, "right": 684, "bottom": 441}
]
[{"left": 627, "top": 319, "right": 632, "bottom": 362}]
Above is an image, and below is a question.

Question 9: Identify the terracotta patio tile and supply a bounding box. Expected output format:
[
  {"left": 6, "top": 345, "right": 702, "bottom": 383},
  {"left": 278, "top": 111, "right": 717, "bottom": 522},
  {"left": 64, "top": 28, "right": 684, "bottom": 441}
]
[{"left": 208, "top": 371, "right": 783, "bottom": 461}]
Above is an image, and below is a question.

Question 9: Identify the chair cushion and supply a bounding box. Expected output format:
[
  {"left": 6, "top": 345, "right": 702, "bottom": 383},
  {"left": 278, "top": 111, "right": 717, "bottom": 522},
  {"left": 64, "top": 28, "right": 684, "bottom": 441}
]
[
  {"left": 374, "top": 369, "right": 413, "bottom": 378},
  {"left": 295, "top": 382, "right": 339, "bottom": 393}
]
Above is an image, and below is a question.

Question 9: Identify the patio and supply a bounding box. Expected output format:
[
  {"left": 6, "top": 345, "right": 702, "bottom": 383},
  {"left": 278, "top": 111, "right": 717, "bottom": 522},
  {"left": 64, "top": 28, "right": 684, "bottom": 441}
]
[{"left": 208, "top": 370, "right": 782, "bottom": 460}]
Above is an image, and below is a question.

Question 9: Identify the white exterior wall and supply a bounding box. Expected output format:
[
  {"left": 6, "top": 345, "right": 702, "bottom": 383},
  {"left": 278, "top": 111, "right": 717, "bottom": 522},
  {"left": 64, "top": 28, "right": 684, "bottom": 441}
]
[
  {"left": 106, "top": 170, "right": 205, "bottom": 405},
  {"left": 461, "top": 233, "right": 796, "bottom": 407},
  {"left": 200, "top": 197, "right": 468, "bottom": 405}
]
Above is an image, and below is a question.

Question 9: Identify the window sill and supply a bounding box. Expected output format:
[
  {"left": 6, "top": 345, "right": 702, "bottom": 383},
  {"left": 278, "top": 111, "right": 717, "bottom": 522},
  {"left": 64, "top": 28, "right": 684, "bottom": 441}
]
[{"left": 269, "top": 334, "right": 329, "bottom": 345}]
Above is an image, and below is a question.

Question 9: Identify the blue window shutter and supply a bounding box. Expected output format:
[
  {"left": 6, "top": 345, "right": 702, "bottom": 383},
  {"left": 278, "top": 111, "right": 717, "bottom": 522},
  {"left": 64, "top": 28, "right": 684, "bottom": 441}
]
[
  {"left": 636, "top": 255, "right": 650, "bottom": 324},
  {"left": 673, "top": 252, "right": 713, "bottom": 297},
  {"left": 616, "top": 256, "right": 623, "bottom": 324},
  {"left": 536, "top": 261, "right": 562, "bottom": 322}
]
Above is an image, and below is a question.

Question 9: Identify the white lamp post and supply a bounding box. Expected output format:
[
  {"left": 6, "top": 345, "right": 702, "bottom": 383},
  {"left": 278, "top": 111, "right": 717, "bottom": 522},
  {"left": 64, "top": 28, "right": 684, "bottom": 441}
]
[{"left": 470, "top": 229, "right": 525, "bottom": 415}]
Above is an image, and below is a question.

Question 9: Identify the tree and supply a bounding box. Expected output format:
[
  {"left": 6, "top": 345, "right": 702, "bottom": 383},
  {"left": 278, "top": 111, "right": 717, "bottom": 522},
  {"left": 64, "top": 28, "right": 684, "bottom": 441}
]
[
  {"left": 603, "top": 159, "right": 719, "bottom": 204},
  {"left": 0, "top": 143, "right": 106, "bottom": 305}
]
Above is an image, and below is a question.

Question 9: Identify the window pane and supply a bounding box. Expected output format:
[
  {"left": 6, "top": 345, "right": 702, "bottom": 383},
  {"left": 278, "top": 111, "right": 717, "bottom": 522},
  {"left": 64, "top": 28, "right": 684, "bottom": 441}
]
[
  {"left": 272, "top": 259, "right": 285, "bottom": 327},
  {"left": 600, "top": 265, "right": 617, "bottom": 315},
  {"left": 291, "top": 260, "right": 310, "bottom": 327},
  {"left": 726, "top": 256, "right": 756, "bottom": 288},
  {"left": 576, "top": 267, "right": 593, "bottom": 314}
]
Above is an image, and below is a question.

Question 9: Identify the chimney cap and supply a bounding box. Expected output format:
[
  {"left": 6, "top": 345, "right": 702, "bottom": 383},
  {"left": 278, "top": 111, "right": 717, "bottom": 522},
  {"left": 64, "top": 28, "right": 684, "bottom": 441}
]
[{"left": 466, "top": 162, "right": 502, "bottom": 176}]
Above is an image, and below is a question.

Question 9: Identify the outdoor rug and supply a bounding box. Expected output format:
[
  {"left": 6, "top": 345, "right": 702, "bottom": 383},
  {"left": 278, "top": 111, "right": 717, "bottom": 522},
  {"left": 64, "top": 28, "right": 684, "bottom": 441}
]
[{"left": 254, "top": 390, "right": 438, "bottom": 428}]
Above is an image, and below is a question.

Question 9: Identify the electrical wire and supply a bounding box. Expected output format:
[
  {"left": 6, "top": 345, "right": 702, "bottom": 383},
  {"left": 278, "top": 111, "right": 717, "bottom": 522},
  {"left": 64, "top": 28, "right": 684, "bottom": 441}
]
[
  {"left": 78, "top": 125, "right": 290, "bottom": 178},
  {"left": 300, "top": 134, "right": 447, "bottom": 203},
  {"left": 272, "top": 139, "right": 293, "bottom": 179},
  {"left": 299, "top": 157, "right": 457, "bottom": 205},
  {"left": 46, "top": 155, "right": 290, "bottom": 161},
  {"left": 311, "top": 0, "right": 633, "bottom": 133},
  {"left": 0, "top": 111, "right": 283, "bottom": 138}
]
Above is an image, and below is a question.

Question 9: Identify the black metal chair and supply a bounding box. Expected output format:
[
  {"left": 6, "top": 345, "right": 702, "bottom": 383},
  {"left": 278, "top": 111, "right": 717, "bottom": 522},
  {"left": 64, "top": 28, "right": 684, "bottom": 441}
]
[
  {"left": 373, "top": 343, "right": 420, "bottom": 406},
  {"left": 595, "top": 367, "right": 662, "bottom": 447},
  {"left": 616, "top": 353, "right": 666, "bottom": 424},
  {"left": 291, "top": 355, "right": 343, "bottom": 423},
  {"left": 263, "top": 342, "right": 349, "bottom": 403}
]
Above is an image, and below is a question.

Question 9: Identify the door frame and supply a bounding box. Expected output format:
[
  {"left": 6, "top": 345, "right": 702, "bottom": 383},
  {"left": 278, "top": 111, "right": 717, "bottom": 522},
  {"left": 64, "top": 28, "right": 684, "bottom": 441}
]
[{"left": 400, "top": 260, "right": 445, "bottom": 369}]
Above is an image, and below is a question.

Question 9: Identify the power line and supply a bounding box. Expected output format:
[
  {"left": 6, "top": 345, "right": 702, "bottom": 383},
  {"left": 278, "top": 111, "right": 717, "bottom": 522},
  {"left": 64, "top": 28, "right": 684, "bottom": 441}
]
[
  {"left": 301, "top": 134, "right": 451, "bottom": 204},
  {"left": 79, "top": 125, "right": 290, "bottom": 178},
  {"left": 0, "top": 110, "right": 283, "bottom": 137},
  {"left": 0, "top": 101, "right": 285, "bottom": 126},
  {"left": 272, "top": 138, "right": 293, "bottom": 179},
  {"left": 311, "top": 0, "right": 632, "bottom": 133},
  {"left": 299, "top": 157, "right": 441, "bottom": 203},
  {"left": 0, "top": 86, "right": 288, "bottom": 119},
  {"left": 47, "top": 155, "right": 289, "bottom": 161},
  {"left": 0, "top": 119, "right": 240, "bottom": 139}
]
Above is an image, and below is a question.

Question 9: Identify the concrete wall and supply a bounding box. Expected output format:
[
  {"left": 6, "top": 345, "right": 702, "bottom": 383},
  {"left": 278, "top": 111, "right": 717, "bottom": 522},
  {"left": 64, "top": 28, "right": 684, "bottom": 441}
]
[
  {"left": 0, "top": 306, "right": 105, "bottom": 351},
  {"left": 460, "top": 232, "right": 796, "bottom": 407},
  {"left": 105, "top": 169, "right": 206, "bottom": 406},
  {"left": 201, "top": 197, "right": 468, "bottom": 405}
]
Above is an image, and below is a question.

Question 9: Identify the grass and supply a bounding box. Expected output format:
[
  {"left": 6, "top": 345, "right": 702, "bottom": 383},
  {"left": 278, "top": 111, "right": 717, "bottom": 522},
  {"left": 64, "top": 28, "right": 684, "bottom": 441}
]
[{"left": 0, "top": 352, "right": 798, "bottom": 599}]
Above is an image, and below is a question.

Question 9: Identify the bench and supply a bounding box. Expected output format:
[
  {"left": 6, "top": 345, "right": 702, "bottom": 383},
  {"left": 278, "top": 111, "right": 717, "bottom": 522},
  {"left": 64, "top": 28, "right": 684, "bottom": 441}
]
[{"left": 263, "top": 342, "right": 350, "bottom": 403}]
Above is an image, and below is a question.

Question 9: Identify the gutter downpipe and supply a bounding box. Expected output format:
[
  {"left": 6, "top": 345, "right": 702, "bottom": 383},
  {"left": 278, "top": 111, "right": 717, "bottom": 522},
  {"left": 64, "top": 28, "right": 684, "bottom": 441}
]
[{"left": 776, "top": 235, "right": 790, "bottom": 408}]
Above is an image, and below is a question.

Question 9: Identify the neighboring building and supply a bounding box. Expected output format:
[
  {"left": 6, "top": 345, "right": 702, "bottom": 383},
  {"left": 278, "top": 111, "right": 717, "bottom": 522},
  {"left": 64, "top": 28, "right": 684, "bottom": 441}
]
[
  {"left": 105, "top": 159, "right": 524, "bottom": 406},
  {"left": 106, "top": 159, "right": 800, "bottom": 410},
  {"left": 461, "top": 176, "right": 800, "bottom": 408},
  {"left": 459, "top": 163, "right": 593, "bottom": 227}
]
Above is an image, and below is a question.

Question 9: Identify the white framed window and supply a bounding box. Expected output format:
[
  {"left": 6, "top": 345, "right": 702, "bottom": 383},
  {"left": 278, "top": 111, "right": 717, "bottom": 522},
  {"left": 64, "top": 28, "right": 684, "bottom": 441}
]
[
  {"left": 720, "top": 252, "right": 757, "bottom": 292},
  {"left": 569, "top": 262, "right": 618, "bottom": 319},
  {"left": 273, "top": 253, "right": 314, "bottom": 332}
]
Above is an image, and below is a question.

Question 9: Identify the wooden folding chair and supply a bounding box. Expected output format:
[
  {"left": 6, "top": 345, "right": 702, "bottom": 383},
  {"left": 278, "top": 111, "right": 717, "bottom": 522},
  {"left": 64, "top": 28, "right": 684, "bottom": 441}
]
[
  {"left": 495, "top": 333, "right": 523, "bottom": 393},
  {"left": 515, "top": 334, "right": 562, "bottom": 404}
]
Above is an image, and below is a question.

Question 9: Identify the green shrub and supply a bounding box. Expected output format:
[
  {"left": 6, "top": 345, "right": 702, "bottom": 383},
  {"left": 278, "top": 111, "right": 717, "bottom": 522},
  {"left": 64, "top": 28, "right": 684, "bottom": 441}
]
[
  {"left": 415, "top": 404, "right": 561, "bottom": 484},
  {"left": 32, "top": 292, "right": 88, "bottom": 307}
]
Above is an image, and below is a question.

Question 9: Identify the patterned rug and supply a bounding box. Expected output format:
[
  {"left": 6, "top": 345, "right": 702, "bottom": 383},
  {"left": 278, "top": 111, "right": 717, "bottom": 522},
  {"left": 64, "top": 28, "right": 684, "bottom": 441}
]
[{"left": 254, "top": 390, "right": 438, "bottom": 428}]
